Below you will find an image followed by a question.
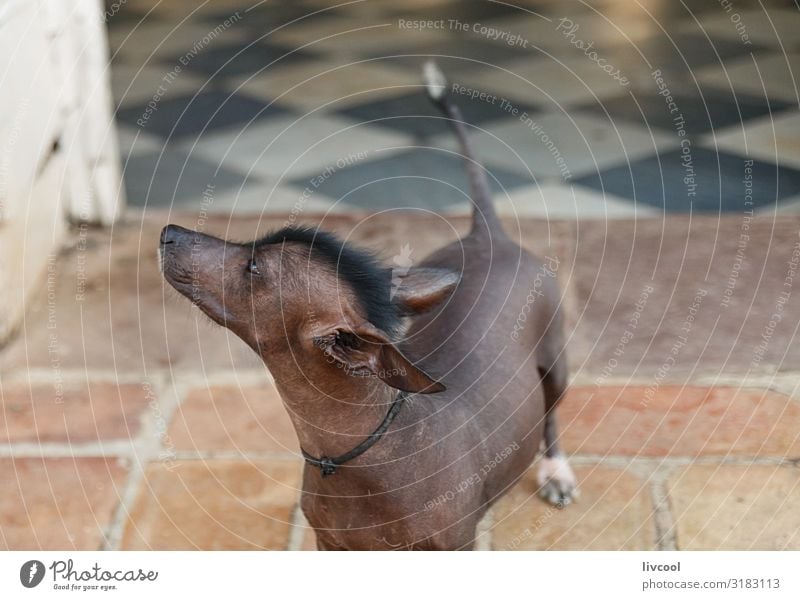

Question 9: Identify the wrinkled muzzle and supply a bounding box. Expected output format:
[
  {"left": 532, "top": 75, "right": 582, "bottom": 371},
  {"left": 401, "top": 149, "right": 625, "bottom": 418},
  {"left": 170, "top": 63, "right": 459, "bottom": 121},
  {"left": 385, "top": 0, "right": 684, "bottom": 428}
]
[{"left": 159, "top": 224, "right": 235, "bottom": 325}]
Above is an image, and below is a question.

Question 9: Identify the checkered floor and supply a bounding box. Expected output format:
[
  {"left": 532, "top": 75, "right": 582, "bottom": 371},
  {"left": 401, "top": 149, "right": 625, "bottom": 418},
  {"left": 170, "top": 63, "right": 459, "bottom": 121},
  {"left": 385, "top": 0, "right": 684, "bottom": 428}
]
[{"left": 109, "top": 0, "right": 800, "bottom": 218}]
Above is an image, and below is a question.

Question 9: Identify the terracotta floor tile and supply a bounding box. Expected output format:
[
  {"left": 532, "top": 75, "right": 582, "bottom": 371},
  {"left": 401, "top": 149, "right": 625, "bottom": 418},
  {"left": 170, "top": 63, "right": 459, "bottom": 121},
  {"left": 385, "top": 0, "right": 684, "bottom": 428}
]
[
  {"left": 0, "top": 457, "right": 127, "bottom": 550},
  {"left": 566, "top": 217, "right": 800, "bottom": 378},
  {"left": 491, "top": 465, "right": 656, "bottom": 550},
  {"left": 169, "top": 384, "right": 299, "bottom": 454},
  {"left": 294, "top": 511, "right": 317, "bottom": 551},
  {"left": 121, "top": 459, "right": 302, "bottom": 550},
  {"left": 300, "top": 527, "right": 318, "bottom": 551},
  {"left": 1, "top": 381, "right": 151, "bottom": 444},
  {"left": 669, "top": 464, "right": 800, "bottom": 550},
  {"left": 559, "top": 386, "right": 800, "bottom": 457}
]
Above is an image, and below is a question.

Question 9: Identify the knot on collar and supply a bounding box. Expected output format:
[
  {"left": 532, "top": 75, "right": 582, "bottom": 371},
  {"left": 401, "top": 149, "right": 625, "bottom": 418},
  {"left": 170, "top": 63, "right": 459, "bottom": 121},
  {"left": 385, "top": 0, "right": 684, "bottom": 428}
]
[{"left": 318, "top": 457, "right": 337, "bottom": 477}]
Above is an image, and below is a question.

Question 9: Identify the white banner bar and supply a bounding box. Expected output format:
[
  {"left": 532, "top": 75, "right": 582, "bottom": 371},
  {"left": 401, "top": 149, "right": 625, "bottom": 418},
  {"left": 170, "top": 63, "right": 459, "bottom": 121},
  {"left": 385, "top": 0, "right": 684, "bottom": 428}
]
[{"left": 1, "top": 551, "right": 797, "bottom": 599}]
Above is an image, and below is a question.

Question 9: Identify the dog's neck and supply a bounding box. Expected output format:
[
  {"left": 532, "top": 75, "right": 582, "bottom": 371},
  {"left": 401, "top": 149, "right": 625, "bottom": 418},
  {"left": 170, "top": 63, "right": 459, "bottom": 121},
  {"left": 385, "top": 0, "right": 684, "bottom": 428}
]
[{"left": 272, "top": 371, "right": 399, "bottom": 460}]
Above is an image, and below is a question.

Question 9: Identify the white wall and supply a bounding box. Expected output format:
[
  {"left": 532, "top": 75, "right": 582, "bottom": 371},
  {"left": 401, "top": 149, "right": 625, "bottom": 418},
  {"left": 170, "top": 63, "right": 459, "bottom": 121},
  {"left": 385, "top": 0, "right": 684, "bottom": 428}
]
[{"left": 0, "top": 0, "right": 125, "bottom": 341}]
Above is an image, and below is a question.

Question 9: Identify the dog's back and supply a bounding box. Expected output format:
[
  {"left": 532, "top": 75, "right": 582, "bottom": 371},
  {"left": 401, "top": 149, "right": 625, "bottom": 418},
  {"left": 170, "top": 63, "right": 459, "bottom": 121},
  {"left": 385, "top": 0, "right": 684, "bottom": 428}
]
[{"left": 394, "top": 64, "right": 570, "bottom": 514}]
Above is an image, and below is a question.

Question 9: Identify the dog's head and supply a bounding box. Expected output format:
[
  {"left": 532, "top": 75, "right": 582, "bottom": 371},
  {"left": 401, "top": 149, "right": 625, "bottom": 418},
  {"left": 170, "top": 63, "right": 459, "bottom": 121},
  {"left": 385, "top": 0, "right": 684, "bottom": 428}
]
[{"left": 159, "top": 224, "right": 458, "bottom": 394}]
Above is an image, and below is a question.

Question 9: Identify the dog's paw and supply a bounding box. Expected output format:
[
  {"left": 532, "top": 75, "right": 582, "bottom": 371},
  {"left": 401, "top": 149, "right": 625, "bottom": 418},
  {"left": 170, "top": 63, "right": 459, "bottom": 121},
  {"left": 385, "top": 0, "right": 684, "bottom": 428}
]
[{"left": 537, "top": 455, "right": 578, "bottom": 507}]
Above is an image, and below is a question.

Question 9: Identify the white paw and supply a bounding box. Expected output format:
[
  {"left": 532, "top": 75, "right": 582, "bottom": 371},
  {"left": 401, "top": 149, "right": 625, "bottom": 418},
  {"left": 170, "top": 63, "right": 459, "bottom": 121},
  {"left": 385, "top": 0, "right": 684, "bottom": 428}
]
[{"left": 537, "top": 455, "right": 578, "bottom": 507}]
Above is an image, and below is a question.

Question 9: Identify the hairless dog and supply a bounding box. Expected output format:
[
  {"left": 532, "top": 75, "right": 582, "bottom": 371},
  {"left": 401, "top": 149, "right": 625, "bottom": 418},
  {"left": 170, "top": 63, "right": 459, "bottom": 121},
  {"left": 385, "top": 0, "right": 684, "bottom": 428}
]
[{"left": 159, "top": 62, "right": 576, "bottom": 550}]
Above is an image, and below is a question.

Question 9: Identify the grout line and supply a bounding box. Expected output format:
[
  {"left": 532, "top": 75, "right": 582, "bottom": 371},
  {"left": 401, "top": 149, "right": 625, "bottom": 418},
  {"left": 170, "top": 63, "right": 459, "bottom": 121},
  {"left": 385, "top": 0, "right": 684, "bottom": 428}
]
[
  {"left": 170, "top": 450, "right": 301, "bottom": 461},
  {"left": 103, "top": 373, "right": 185, "bottom": 550},
  {"left": 1, "top": 442, "right": 794, "bottom": 466},
  {"left": 102, "top": 455, "right": 145, "bottom": 550},
  {"left": 286, "top": 503, "right": 308, "bottom": 551},
  {"left": 1, "top": 369, "right": 157, "bottom": 385},
  {"left": 0, "top": 441, "right": 138, "bottom": 457},
  {"left": 567, "top": 373, "right": 800, "bottom": 394},
  {"left": 567, "top": 454, "right": 795, "bottom": 468},
  {"left": 2, "top": 368, "right": 273, "bottom": 387},
  {"left": 98, "top": 372, "right": 290, "bottom": 549},
  {"left": 648, "top": 464, "right": 679, "bottom": 551}
]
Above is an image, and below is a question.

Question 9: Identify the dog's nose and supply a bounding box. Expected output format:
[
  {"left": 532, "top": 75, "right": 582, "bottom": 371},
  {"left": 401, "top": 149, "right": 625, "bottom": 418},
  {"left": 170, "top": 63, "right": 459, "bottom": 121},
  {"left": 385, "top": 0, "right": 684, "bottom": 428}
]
[
  {"left": 160, "top": 224, "right": 189, "bottom": 245},
  {"left": 160, "top": 225, "right": 175, "bottom": 245}
]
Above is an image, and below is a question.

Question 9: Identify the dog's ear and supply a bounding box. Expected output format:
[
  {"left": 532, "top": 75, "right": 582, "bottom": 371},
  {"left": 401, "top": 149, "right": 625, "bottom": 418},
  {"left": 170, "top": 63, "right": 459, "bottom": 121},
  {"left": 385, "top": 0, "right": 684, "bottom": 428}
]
[
  {"left": 311, "top": 322, "right": 445, "bottom": 394},
  {"left": 390, "top": 267, "right": 460, "bottom": 316}
]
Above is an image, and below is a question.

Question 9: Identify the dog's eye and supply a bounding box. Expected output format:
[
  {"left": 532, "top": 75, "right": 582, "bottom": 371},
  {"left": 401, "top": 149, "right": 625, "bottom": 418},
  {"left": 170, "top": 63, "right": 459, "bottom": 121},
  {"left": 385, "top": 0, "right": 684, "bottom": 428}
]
[
  {"left": 337, "top": 331, "right": 360, "bottom": 349},
  {"left": 246, "top": 258, "right": 260, "bottom": 275}
]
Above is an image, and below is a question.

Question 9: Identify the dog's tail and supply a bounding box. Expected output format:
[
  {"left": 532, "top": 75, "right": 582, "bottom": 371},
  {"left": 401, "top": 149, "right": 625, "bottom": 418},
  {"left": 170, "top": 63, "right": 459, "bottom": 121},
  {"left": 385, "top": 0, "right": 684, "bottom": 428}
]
[{"left": 423, "top": 61, "right": 503, "bottom": 237}]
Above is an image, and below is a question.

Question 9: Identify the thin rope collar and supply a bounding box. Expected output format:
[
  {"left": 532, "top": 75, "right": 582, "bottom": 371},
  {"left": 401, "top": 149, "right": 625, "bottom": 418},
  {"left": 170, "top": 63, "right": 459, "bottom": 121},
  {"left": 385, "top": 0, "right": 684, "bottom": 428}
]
[{"left": 301, "top": 392, "right": 408, "bottom": 477}]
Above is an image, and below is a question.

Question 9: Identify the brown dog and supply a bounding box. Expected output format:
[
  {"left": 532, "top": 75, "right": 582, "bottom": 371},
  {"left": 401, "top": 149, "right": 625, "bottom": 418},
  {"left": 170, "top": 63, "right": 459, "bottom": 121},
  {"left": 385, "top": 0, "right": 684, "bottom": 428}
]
[{"left": 159, "top": 62, "right": 576, "bottom": 550}]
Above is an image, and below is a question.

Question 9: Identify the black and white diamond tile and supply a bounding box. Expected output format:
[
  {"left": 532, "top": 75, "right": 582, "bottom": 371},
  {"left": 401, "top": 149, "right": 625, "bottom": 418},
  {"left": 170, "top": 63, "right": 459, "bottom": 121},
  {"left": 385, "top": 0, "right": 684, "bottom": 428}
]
[
  {"left": 598, "top": 33, "right": 766, "bottom": 85},
  {"left": 200, "top": 2, "right": 343, "bottom": 31},
  {"left": 116, "top": 125, "right": 166, "bottom": 159},
  {"left": 576, "top": 87, "right": 791, "bottom": 142},
  {"left": 160, "top": 40, "right": 319, "bottom": 79},
  {"left": 267, "top": 18, "right": 444, "bottom": 57},
  {"left": 337, "top": 91, "right": 541, "bottom": 139},
  {"left": 290, "top": 148, "right": 531, "bottom": 211},
  {"left": 431, "top": 110, "right": 677, "bottom": 180},
  {"left": 399, "top": 0, "right": 530, "bottom": 23},
  {"left": 122, "top": 147, "right": 251, "bottom": 208},
  {"left": 205, "top": 179, "right": 338, "bottom": 215},
  {"left": 111, "top": 64, "right": 207, "bottom": 108},
  {"left": 116, "top": 90, "right": 290, "bottom": 140},
  {"left": 703, "top": 111, "right": 800, "bottom": 170},
  {"left": 684, "top": 8, "right": 800, "bottom": 46},
  {"left": 594, "top": 0, "right": 723, "bottom": 20},
  {"left": 696, "top": 51, "right": 800, "bottom": 103},
  {"left": 104, "top": 4, "right": 147, "bottom": 28},
  {"left": 313, "top": 0, "right": 448, "bottom": 20},
  {"left": 490, "top": 182, "right": 659, "bottom": 219},
  {"left": 478, "top": 11, "right": 658, "bottom": 54},
  {"left": 107, "top": 0, "right": 800, "bottom": 216},
  {"left": 359, "top": 36, "right": 530, "bottom": 75},
  {"left": 458, "top": 55, "right": 636, "bottom": 109},
  {"left": 765, "top": 193, "right": 800, "bottom": 214},
  {"left": 182, "top": 113, "right": 413, "bottom": 181},
  {"left": 575, "top": 147, "right": 800, "bottom": 212},
  {"left": 228, "top": 60, "right": 417, "bottom": 112},
  {"left": 108, "top": 21, "right": 246, "bottom": 63}
]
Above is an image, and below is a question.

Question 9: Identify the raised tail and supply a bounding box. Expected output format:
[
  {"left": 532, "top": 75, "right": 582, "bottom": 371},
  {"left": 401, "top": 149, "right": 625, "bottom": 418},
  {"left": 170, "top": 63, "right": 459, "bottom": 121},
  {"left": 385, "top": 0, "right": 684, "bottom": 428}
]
[{"left": 423, "top": 61, "right": 503, "bottom": 237}]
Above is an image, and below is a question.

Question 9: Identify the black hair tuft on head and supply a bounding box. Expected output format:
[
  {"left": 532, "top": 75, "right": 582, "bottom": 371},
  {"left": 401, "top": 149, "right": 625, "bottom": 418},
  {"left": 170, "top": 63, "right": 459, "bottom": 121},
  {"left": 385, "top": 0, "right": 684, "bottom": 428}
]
[{"left": 256, "top": 226, "right": 399, "bottom": 337}]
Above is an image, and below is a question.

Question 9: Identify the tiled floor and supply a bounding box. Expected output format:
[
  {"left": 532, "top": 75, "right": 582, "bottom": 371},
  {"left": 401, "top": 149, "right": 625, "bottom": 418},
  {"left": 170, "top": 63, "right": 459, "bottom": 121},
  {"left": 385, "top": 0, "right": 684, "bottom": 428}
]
[
  {"left": 1, "top": 213, "right": 799, "bottom": 550},
  {"left": 109, "top": 0, "right": 800, "bottom": 217}
]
